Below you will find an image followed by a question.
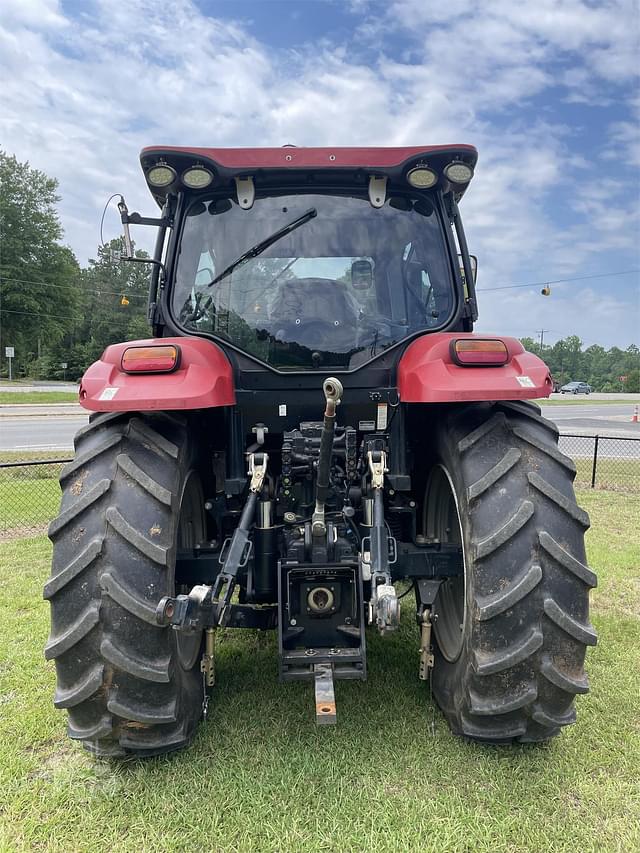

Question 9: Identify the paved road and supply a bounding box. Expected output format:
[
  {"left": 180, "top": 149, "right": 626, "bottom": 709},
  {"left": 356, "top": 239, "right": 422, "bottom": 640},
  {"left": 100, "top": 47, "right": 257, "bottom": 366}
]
[
  {"left": 0, "top": 382, "right": 80, "bottom": 393},
  {"left": 0, "top": 416, "right": 88, "bottom": 452},
  {"left": 539, "top": 403, "right": 640, "bottom": 436},
  {"left": 0, "top": 401, "right": 638, "bottom": 453}
]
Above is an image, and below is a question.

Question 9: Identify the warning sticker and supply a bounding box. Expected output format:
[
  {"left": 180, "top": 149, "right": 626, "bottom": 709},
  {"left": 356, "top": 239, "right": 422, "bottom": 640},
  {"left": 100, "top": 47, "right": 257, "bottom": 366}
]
[
  {"left": 376, "top": 403, "right": 388, "bottom": 431},
  {"left": 98, "top": 387, "right": 119, "bottom": 401},
  {"left": 516, "top": 375, "right": 535, "bottom": 388}
]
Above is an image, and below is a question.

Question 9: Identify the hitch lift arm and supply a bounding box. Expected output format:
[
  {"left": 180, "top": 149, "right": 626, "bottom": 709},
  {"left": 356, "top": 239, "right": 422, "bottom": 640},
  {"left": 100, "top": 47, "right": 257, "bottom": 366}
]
[
  {"left": 364, "top": 450, "right": 400, "bottom": 635},
  {"left": 156, "top": 452, "right": 269, "bottom": 630}
]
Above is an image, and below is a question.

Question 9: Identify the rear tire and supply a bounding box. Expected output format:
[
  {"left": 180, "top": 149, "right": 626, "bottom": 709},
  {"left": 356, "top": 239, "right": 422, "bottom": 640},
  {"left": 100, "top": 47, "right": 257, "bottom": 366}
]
[
  {"left": 45, "top": 412, "right": 206, "bottom": 757},
  {"left": 426, "top": 400, "right": 597, "bottom": 743}
]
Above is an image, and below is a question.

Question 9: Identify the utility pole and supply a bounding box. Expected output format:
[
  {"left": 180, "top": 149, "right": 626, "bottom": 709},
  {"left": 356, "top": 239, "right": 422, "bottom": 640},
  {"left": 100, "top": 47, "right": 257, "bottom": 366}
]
[{"left": 537, "top": 329, "right": 549, "bottom": 350}]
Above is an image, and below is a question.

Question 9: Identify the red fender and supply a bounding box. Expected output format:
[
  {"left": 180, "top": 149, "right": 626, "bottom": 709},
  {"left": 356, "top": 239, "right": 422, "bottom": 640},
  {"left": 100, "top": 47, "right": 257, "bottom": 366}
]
[
  {"left": 397, "top": 333, "right": 552, "bottom": 403},
  {"left": 79, "top": 337, "right": 235, "bottom": 412}
]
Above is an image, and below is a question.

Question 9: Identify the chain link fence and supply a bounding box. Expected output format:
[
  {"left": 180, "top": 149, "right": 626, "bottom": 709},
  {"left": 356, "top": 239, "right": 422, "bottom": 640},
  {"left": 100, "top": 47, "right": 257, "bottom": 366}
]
[
  {"left": 0, "top": 458, "right": 71, "bottom": 540},
  {"left": 558, "top": 434, "right": 640, "bottom": 493},
  {"left": 1, "top": 434, "right": 639, "bottom": 539}
]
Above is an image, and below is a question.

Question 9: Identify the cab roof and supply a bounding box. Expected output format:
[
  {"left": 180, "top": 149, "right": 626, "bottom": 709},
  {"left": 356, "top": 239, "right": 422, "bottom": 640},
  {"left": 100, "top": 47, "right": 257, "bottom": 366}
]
[{"left": 140, "top": 144, "right": 478, "bottom": 204}]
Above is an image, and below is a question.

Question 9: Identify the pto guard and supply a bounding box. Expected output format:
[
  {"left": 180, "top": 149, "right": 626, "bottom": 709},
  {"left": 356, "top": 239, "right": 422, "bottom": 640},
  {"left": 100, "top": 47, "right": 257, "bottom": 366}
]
[
  {"left": 79, "top": 337, "right": 235, "bottom": 411},
  {"left": 398, "top": 333, "right": 552, "bottom": 403}
]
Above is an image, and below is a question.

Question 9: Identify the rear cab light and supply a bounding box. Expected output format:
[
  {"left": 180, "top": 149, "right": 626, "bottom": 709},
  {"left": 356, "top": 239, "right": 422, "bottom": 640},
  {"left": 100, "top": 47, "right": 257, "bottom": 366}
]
[
  {"left": 451, "top": 338, "right": 509, "bottom": 366},
  {"left": 121, "top": 344, "right": 180, "bottom": 374}
]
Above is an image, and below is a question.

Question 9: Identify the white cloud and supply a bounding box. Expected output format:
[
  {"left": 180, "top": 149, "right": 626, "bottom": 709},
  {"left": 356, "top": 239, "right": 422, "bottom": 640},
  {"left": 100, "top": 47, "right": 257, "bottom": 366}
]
[{"left": 0, "top": 0, "right": 637, "bottom": 346}]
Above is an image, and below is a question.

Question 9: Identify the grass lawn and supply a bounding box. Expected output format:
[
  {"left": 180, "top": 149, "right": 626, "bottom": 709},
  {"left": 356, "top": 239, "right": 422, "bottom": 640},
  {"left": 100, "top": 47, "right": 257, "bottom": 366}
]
[
  {"left": 0, "top": 462, "right": 70, "bottom": 537},
  {"left": 0, "top": 490, "right": 638, "bottom": 852},
  {"left": 0, "top": 452, "right": 73, "bottom": 464},
  {"left": 0, "top": 392, "right": 79, "bottom": 404},
  {"left": 573, "top": 457, "right": 640, "bottom": 493},
  {"left": 535, "top": 397, "right": 639, "bottom": 406}
]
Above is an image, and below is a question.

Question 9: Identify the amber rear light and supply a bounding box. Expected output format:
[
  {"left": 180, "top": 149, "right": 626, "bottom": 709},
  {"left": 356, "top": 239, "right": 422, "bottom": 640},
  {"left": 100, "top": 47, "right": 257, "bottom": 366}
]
[
  {"left": 121, "top": 344, "right": 180, "bottom": 374},
  {"left": 451, "top": 339, "right": 509, "bottom": 366}
]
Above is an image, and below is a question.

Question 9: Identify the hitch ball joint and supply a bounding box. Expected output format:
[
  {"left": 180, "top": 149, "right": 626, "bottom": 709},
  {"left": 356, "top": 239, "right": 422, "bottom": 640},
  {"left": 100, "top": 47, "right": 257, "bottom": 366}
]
[{"left": 323, "top": 377, "right": 343, "bottom": 405}]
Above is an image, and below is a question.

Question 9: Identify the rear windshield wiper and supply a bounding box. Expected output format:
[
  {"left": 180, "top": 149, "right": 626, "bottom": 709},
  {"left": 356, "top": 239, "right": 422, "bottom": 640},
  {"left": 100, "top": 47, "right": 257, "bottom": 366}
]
[{"left": 206, "top": 208, "right": 317, "bottom": 288}]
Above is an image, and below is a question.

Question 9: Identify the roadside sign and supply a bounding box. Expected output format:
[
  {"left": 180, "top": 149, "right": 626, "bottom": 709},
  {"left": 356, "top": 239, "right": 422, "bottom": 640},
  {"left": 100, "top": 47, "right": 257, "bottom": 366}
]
[
  {"left": 61, "top": 362, "right": 68, "bottom": 369},
  {"left": 5, "top": 346, "right": 15, "bottom": 381}
]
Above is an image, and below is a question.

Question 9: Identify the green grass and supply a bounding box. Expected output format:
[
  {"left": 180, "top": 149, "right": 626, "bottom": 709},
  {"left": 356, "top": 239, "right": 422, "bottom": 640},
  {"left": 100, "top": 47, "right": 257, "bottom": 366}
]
[
  {"left": 535, "top": 397, "right": 639, "bottom": 406},
  {"left": 573, "top": 457, "right": 640, "bottom": 493},
  {"left": 0, "top": 478, "right": 62, "bottom": 533},
  {"left": 0, "top": 391, "right": 78, "bottom": 404},
  {"left": 0, "top": 451, "right": 72, "bottom": 464},
  {"left": 0, "top": 491, "right": 639, "bottom": 852},
  {"left": 0, "top": 463, "right": 68, "bottom": 537}
]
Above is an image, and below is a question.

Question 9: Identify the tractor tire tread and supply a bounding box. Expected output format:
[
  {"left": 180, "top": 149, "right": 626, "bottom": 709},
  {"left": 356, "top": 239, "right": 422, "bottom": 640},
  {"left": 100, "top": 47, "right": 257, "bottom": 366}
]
[
  {"left": 539, "top": 531, "right": 597, "bottom": 587},
  {"left": 43, "top": 537, "right": 104, "bottom": 599},
  {"left": 116, "top": 453, "right": 173, "bottom": 505},
  {"left": 53, "top": 663, "right": 104, "bottom": 709},
  {"left": 467, "top": 448, "right": 521, "bottom": 500},
  {"left": 105, "top": 505, "right": 168, "bottom": 565},
  {"left": 45, "top": 602, "right": 101, "bottom": 660},
  {"left": 47, "top": 478, "right": 111, "bottom": 538},
  {"left": 430, "top": 400, "right": 596, "bottom": 743},
  {"left": 60, "top": 433, "right": 123, "bottom": 482},
  {"left": 475, "top": 563, "right": 542, "bottom": 620},
  {"left": 475, "top": 500, "right": 534, "bottom": 559},
  {"left": 527, "top": 472, "right": 590, "bottom": 528},
  {"left": 99, "top": 570, "right": 159, "bottom": 624},
  {"left": 46, "top": 413, "right": 203, "bottom": 757}
]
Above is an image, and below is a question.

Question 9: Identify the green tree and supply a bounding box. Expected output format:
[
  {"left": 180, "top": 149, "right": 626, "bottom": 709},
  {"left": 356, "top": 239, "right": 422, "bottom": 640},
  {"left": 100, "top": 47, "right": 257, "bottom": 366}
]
[
  {"left": 72, "top": 239, "right": 153, "bottom": 370},
  {"left": 624, "top": 368, "right": 640, "bottom": 393},
  {"left": 0, "top": 151, "right": 80, "bottom": 376}
]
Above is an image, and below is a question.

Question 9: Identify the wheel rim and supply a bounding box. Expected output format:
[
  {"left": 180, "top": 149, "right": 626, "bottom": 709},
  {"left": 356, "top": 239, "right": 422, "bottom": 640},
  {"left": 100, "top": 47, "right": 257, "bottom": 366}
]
[
  {"left": 423, "top": 465, "right": 466, "bottom": 662},
  {"left": 175, "top": 470, "right": 206, "bottom": 670}
]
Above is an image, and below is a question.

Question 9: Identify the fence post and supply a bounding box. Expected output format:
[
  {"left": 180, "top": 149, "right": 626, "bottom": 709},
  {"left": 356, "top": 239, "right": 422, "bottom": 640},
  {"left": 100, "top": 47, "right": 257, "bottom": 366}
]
[{"left": 591, "top": 435, "right": 599, "bottom": 489}]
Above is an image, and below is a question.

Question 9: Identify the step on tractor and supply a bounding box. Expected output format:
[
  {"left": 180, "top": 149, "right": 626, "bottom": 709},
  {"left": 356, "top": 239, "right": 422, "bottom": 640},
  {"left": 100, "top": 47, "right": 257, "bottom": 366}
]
[{"left": 45, "top": 145, "right": 597, "bottom": 758}]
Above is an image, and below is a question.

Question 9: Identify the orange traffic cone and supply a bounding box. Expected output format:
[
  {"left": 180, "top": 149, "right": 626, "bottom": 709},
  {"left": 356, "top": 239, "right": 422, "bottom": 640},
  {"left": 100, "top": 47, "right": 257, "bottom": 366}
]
[{"left": 632, "top": 405, "right": 638, "bottom": 423}]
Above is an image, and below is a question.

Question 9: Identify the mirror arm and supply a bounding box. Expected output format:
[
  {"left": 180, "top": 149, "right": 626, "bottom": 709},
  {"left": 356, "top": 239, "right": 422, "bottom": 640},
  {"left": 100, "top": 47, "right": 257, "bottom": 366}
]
[
  {"left": 122, "top": 255, "right": 166, "bottom": 278},
  {"left": 446, "top": 192, "right": 478, "bottom": 324},
  {"left": 117, "top": 197, "right": 133, "bottom": 257},
  {"left": 116, "top": 196, "right": 169, "bottom": 293},
  {"left": 126, "top": 212, "right": 171, "bottom": 227}
]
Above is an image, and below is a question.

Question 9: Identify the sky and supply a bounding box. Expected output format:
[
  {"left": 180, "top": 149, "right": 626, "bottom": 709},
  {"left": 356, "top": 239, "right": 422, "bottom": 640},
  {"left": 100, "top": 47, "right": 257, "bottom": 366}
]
[{"left": 1, "top": 0, "right": 639, "bottom": 350}]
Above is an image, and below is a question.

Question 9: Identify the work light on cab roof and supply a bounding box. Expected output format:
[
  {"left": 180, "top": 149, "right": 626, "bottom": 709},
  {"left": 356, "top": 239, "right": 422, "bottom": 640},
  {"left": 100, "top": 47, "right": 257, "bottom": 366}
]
[{"left": 46, "top": 142, "right": 596, "bottom": 763}]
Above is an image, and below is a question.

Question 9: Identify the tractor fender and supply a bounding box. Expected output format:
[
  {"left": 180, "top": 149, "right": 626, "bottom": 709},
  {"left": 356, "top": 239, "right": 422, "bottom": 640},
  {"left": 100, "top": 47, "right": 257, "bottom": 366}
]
[
  {"left": 79, "top": 336, "right": 235, "bottom": 412},
  {"left": 397, "top": 333, "right": 552, "bottom": 403}
]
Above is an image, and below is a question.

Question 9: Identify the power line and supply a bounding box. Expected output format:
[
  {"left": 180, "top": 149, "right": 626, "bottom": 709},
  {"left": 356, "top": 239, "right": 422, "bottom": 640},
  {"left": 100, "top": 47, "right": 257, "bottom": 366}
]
[
  {"left": 477, "top": 268, "right": 639, "bottom": 293},
  {"left": 2, "top": 278, "right": 149, "bottom": 301},
  {"left": 0, "top": 275, "right": 148, "bottom": 300},
  {"left": 2, "top": 308, "right": 136, "bottom": 323}
]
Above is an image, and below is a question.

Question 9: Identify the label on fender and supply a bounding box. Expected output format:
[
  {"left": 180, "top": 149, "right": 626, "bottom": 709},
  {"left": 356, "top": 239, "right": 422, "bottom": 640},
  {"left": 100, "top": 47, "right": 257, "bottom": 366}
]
[
  {"left": 516, "top": 375, "right": 535, "bottom": 388},
  {"left": 98, "top": 387, "right": 119, "bottom": 400}
]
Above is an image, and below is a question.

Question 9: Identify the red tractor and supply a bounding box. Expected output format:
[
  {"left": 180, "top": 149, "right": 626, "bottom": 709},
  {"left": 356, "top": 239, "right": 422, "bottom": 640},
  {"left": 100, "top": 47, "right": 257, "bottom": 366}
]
[{"left": 45, "top": 145, "right": 596, "bottom": 757}]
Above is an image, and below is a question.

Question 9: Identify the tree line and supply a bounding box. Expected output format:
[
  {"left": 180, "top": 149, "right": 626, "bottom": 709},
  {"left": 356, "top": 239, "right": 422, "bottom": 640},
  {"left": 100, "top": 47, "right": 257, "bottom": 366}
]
[
  {"left": 0, "top": 151, "right": 150, "bottom": 381},
  {"left": 519, "top": 337, "right": 639, "bottom": 393},
  {"left": 1, "top": 151, "right": 638, "bottom": 390}
]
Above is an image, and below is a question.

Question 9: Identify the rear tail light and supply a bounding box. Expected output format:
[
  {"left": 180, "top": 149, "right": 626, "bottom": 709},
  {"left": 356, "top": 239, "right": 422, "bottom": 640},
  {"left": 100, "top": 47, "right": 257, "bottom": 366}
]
[
  {"left": 451, "top": 339, "right": 509, "bottom": 366},
  {"left": 121, "top": 344, "right": 180, "bottom": 374}
]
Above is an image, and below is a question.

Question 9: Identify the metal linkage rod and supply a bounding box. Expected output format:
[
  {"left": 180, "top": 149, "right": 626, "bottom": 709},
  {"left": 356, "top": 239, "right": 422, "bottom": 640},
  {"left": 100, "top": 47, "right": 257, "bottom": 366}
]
[
  {"left": 156, "top": 452, "right": 268, "bottom": 631},
  {"left": 312, "top": 377, "right": 343, "bottom": 536}
]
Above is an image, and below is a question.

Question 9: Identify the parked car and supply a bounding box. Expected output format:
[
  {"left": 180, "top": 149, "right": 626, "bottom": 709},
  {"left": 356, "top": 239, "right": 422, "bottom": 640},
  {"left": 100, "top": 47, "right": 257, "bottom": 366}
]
[{"left": 561, "top": 381, "right": 592, "bottom": 394}]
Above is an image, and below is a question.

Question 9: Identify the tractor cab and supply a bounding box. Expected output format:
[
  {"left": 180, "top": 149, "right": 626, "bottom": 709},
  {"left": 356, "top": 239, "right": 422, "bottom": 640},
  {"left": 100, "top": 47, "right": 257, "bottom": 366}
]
[{"left": 137, "top": 145, "right": 479, "bottom": 372}]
